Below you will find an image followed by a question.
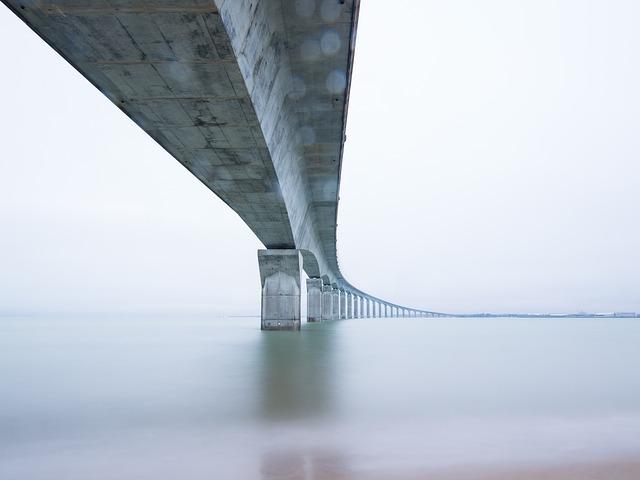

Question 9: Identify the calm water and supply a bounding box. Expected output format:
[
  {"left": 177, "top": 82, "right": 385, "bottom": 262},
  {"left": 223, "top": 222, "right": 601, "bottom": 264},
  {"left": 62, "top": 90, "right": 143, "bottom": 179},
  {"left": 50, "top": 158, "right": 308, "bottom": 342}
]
[{"left": 1, "top": 315, "right": 640, "bottom": 479}]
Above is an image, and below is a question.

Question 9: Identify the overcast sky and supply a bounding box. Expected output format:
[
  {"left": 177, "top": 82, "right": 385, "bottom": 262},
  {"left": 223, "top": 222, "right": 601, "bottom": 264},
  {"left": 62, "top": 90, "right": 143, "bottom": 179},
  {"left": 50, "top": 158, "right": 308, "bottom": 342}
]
[{"left": 0, "top": 1, "right": 638, "bottom": 316}]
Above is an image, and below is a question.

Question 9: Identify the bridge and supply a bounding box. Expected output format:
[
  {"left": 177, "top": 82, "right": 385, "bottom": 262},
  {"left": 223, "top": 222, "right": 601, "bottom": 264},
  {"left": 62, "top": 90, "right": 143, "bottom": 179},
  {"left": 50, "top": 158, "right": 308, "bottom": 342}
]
[{"left": 3, "top": 0, "right": 447, "bottom": 328}]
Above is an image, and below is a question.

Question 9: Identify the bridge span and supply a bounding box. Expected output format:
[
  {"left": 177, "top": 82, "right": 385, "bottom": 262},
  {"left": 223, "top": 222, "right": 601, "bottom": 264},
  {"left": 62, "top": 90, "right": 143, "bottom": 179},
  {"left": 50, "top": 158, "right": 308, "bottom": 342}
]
[{"left": 3, "top": 0, "right": 445, "bottom": 328}]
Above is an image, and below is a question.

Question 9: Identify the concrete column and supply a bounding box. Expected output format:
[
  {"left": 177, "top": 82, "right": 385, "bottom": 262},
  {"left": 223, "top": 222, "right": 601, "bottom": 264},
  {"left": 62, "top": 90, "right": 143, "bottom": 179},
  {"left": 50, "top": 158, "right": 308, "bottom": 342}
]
[
  {"left": 339, "top": 290, "right": 347, "bottom": 319},
  {"left": 258, "top": 249, "right": 302, "bottom": 331},
  {"left": 373, "top": 302, "right": 377, "bottom": 318},
  {"left": 306, "top": 278, "right": 323, "bottom": 323},
  {"left": 353, "top": 295, "right": 359, "bottom": 318},
  {"left": 384, "top": 304, "right": 388, "bottom": 317},
  {"left": 332, "top": 288, "right": 340, "bottom": 320},
  {"left": 321, "top": 284, "right": 333, "bottom": 321},
  {"left": 346, "top": 292, "right": 353, "bottom": 319},
  {"left": 366, "top": 299, "right": 370, "bottom": 318}
]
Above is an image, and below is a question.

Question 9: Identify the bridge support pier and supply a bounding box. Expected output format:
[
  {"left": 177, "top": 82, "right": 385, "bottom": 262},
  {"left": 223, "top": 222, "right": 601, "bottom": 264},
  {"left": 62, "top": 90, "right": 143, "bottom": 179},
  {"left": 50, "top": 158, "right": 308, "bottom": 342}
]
[
  {"left": 332, "top": 288, "right": 340, "bottom": 320},
  {"left": 306, "top": 278, "right": 323, "bottom": 323},
  {"left": 258, "top": 249, "right": 302, "bottom": 331},
  {"left": 340, "top": 290, "right": 347, "bottom": 319},
  {"left": 346, "top": 292, "right": 353, "bottom": 319},
  {"left": 353, "top": 295, "right": 359, "bottom": 318},
  {"left": 322, "top": 284, "right": 333, "bottom": 321}
]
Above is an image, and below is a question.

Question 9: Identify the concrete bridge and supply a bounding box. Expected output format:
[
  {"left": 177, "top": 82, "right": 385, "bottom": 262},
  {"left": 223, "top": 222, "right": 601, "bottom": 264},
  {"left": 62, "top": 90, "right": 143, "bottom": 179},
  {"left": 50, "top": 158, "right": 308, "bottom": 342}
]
[{"left": 4, "top": 0, "right": 447, "bottom": 328}]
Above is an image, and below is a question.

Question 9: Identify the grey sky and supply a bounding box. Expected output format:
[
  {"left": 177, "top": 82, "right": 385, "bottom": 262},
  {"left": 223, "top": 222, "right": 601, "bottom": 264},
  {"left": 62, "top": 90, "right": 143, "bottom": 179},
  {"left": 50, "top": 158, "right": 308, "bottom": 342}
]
[{"left": 1, "top": 1, "right": 638, "bottom": 315}]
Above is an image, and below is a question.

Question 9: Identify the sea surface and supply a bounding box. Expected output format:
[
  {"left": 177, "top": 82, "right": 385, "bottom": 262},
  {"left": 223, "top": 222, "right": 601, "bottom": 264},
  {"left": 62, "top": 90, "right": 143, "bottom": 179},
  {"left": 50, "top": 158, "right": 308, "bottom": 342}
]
[{"left": 1, "top": 315, "right": 640, "bottom": 479}]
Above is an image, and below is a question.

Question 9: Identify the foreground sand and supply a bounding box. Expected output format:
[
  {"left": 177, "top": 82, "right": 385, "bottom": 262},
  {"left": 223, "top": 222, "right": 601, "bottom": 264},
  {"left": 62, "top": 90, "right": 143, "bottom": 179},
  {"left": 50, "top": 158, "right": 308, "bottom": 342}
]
[
  {"left": 262, "top": 457, "right": 640, "bottom": 480},
  {"left": 360, "top": 459, "right": 640, "bottom": 480}
]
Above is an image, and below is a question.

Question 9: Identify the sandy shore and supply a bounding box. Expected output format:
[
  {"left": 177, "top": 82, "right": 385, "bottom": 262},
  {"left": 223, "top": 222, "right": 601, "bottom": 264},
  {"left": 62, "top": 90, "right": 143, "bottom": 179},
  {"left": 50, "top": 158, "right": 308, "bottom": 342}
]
[
  {"left": 358, "top": 459, "right": 640, "bottom": 480},
  {"left": 262, "top": 457, "right": 640, "bottom": 480}
]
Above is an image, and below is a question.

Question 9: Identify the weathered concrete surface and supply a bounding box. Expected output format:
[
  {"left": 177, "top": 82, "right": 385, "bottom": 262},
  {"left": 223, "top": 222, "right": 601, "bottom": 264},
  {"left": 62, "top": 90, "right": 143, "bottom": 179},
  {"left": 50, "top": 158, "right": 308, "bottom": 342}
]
[
  {"left": 321, "top": 284, "right": 333, "bottom": 321},
  {"left": 1, "top": 0, "right": 446, "bottom": 321},
  {"left": 306, "top": 277, "right": 322, "bottom": 323},
  {"left": 339, "top": 290, "right": 346, "bottom": 319},
  {"left": 258, "top": 249, "right": 302, "bottom": 330}
]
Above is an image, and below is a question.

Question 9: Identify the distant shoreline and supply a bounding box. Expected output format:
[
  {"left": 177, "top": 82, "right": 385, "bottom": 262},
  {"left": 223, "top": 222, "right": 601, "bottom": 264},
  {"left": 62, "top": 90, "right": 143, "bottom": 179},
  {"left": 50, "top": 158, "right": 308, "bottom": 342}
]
[{"left": 448, "top": 312, "right": 639, "bottom": 318}]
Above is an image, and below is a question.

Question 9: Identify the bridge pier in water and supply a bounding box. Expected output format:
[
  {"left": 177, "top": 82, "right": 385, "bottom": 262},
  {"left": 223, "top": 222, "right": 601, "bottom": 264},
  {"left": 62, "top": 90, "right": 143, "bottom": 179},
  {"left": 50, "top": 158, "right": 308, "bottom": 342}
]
[
  {"left": 322, "top": 284, "right": 333, "bottom": 321},
  {"left": 306, "top": 278, "right": 323, "bottom": 323},
  {"left": 332, "top": 288, "right": 340, "bottom": 320},
  {"left": 347, "top": 293, "right": 353, "bottom": 319},
  {"left": 353, "top": 295, "right": 359, "bottom": 318},
  {"left": 340, "top": 291, "right": 347, "bottom": 319},
  {"left": 258, "top": 250, "right": 302, "bottom": 331}
]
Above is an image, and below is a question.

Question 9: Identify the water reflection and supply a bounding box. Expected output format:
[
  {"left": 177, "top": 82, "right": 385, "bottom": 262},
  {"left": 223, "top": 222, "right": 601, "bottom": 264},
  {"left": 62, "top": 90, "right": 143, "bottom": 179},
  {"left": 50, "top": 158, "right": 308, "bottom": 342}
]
[
  {"left": 257, "top": 323, "right": 336, "bottom": 421},
  {"left": 2, "top": 316, "right": 640, "bottom": 479}
]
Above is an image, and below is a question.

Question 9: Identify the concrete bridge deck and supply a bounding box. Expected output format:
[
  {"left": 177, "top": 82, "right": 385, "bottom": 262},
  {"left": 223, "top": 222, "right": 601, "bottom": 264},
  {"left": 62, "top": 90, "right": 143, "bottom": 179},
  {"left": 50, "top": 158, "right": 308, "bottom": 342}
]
[{"left": 3, "top": 0, "right": 446, "bottom": 327}]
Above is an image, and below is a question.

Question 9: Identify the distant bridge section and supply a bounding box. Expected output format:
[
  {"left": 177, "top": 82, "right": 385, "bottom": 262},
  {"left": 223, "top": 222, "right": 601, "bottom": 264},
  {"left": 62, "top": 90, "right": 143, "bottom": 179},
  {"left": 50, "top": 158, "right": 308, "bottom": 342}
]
[{"left": 3, "top": 0, "right": 442, "bottom": 328}]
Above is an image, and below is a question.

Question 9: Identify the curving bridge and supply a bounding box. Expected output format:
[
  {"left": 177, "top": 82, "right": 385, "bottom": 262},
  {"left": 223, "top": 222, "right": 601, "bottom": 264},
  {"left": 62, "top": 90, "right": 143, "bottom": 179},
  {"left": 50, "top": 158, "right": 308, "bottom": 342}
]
[{"left": 4, "top": 0, "right": 447, "bottom": 328}]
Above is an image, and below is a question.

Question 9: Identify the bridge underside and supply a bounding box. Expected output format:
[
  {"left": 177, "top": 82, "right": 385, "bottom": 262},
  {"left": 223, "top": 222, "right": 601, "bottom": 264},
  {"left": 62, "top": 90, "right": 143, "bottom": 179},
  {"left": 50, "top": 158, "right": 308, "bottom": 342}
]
[{"left": 3, "top": 0, "right": 444, "bottom": 327}]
